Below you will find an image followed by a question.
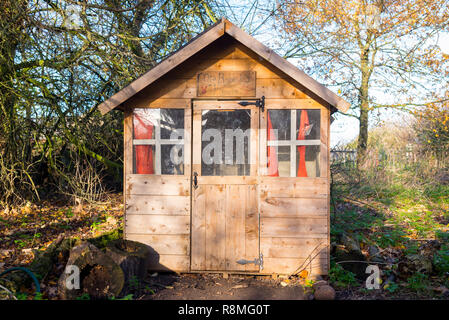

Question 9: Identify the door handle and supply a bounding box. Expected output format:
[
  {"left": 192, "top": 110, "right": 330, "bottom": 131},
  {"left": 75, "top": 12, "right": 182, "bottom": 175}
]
[{"left": 193, "top": 172, "right": 198, "bottom": 189}]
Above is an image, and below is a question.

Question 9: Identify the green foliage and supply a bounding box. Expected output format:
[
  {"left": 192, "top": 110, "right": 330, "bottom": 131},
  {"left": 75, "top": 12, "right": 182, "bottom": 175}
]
[
  {"left": 129, "top": 276, "right": 140, "bottom": 290},
  {"left": 87, "top": 229, "right": 123, "bottom": 249},
  {"left": 329, "top": 262, "right": 357, "bottom": 288},
  {"left": 145, "top": 286, "right": 155, "bottom": 295},
  {"left": 15, "top": 293, "right": 28, "bottom": 300},
  {"left": 33, "top": 292, "right": 44, "bottom": 300},
  {"left": 384, "top": 282, "right": 399, "bottom": 294},
  {"left": 433, "top": 249, "right": 449, "bottom": 275},
  {"left": 407, "top": 273, "right": 430, "bottom": 292},
  {"left": 0, "top": 0, "right": 220, "bottom": 207},
  {"left": 76, "top": 293, "right": 91, "bottom": 300}
]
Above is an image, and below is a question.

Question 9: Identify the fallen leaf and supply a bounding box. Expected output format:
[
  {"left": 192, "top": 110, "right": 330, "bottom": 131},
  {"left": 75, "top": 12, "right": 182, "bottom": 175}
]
[{"left": 299, "top": 270, "right": 309, "bottom": 279}]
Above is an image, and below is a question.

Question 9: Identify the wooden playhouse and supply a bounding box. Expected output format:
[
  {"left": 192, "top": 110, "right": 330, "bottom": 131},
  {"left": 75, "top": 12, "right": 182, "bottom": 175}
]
[{"left": 98, "top": 18, "right": 350, "bottom": 276}]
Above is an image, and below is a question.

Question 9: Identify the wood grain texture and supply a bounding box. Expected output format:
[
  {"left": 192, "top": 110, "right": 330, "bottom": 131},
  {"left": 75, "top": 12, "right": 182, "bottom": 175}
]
[
  {"left": 197, "top": 71, "right": 256, "bottom": 97},
  {"left": 260, "top": 177, "right": 328, "bottom": 198},
  {"left": 172, "top": 58, "right": 281, "bottom": 79},
  {"left": 126, "top": 215, "right": 190, "bottom": 235},
  {"left": 126, "top": 234, "right": 190, "bottom": 255},
  {"left": 260, "top": 198, "right": 328, "bottom": 218},
  {"left": 225, "top": 185, "right": 247, "bottom": 271},
  {"left": 126, "top": 175, "right": 190, "bottom": 196},
  {"left": 99, "top": 18, "right": 349, "bottom": 114},
  {"left": 147, "top": 254, "right": 190, "bottom": 272},
  {"left": 125, "top": 195, "right": 190, "bottom": 215},
  {"left": 260, "top": 217, "right": 328, "bottom": 237},
  {"left": 245, "top": 185, "right": 259, "bottom": 272},
  {"left": 205, "top": 185, "right": 226, "bottom": 270},
  {"left": 260, "top": 237, "right": 328, "bottom": 259},
  {"left": 191, "top": 185, "right": 206, "bottom": 270},
  {"left": 223, "top": 19, "right": 350, "bottom": 112},
  {"left": 263, "top": 257, "right": 328, "bottom": 275}
]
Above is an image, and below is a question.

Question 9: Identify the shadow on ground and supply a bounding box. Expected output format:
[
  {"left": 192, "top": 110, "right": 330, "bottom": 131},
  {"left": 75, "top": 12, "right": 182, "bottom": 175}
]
[{"left": 143, "top": 273, "right": 306, "bottom": 300}]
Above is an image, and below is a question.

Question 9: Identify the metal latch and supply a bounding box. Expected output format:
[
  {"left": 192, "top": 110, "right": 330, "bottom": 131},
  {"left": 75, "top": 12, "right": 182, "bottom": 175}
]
[
  {"left": 238, "top": 96, "right": 265, "bottom": 112},
  {"left": 236, "top": 253, "right": 263, "bottom": 270}
]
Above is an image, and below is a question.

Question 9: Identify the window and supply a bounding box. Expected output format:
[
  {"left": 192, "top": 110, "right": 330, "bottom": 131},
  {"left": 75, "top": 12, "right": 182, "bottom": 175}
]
[
  {"left": 267, "top": 109, "right": 321, "bottom": 177},
  {"left": 201, "top": 109, "right": 251, "bottom": 176},
  {"left": 133, "top": 108, "right": 184, "bottom": 175}
]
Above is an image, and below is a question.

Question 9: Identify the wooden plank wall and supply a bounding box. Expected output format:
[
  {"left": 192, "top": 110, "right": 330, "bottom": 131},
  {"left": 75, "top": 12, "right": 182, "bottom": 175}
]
[
  {"left": 125, "top": 175, "right": 191, "bottom": 272},
  {"left": 123, "top": 35, "right": 330, "bottom": 275},
  {"left": 259, "top": 178, "right": 329, "bottom": 275}
]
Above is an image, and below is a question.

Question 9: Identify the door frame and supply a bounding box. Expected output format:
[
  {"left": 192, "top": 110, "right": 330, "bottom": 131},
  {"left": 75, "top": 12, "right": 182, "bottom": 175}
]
[{"left": 190, "top": 100, "right": 261, "bottom": 272}]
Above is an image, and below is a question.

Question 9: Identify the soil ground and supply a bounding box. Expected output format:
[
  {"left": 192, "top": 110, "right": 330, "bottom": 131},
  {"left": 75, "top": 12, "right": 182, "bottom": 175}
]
[{"left": 142, "top": 273, "right": 307, "bottom": 300}]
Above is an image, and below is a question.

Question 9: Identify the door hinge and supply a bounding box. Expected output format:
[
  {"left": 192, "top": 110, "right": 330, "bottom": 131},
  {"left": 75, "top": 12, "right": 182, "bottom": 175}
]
[
  {"left": 236, "top": 253, "right": 263, "bottom": 270},
  {"left": 238, "top": 96, "right": 265, "bottom": 112}
]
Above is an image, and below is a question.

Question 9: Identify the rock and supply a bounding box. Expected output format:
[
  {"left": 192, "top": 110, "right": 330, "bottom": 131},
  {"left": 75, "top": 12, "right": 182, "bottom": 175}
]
[
  {"left": 368, "top": 245, "right": 385, "bottom": 263},
  {"left": 314, "top": 285, "right": 336, "bottom": 300},
  {"left": 368, "top": 245, "right": 380, "bottom": 257},
  {"left": 58, "top": 242, "right": 124, "bottom": 300},
  {"left": 405, "top": 254, "right": 432, "bottom": 274},
  {"left": 312, "top": 280, "right": 328, "bottom": 290},
  {"left": 341, "top": 233, "right": 361, "bottom": 252}
]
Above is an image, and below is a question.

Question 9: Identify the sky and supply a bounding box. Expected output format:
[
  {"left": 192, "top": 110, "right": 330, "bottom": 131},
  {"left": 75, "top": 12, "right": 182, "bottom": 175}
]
[
  {"left": 218, "top": 2, "right": 449, "bottom": 148},
  {"left": 327, "top": 32, "right": 449, "bottom": 148}
]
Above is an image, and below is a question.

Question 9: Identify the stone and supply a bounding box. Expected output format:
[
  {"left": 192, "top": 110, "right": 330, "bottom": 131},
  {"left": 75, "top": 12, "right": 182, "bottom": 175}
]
[
  {"left": 314, "top": 285, "right": 336, "bottom": 300},
  {"left": 312, "top": 280, "right": 328, "bottom": 290},
  {"left": 405, "top": 254, "right": 432, "bottom": 274},
  {"left": 341, "top": 233, "right": 361, "bottom": 252}
]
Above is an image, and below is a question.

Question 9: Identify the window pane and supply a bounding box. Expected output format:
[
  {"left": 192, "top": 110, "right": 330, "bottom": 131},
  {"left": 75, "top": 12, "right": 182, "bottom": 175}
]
[
  {"left": 268, "top": 110, "right": 290, "bottom": 140},
  {"left": 297, "top": 145, "right": 320, "bottom": 177},
  {"left": 296, "top": 109, "right": 320, "bottom": 140},
  {"left": 201, "top": 109, "right": 251, "bottom": 176},
  {"left": 160, "top": 109, "right": 184, "bottom": 139},
  {"left": 133, "top": 109, "right": 156, "bottom": 140},
  {"left": 277, "top": 146, "right": 291, "bottom": 177},
  {"left": 134, "top": 145, "right": 155, "bottom": 174},
  {"left": 161, "top": 144, "right": 184, "bottom": 175},
  {"left": 133, "top": 108, "right": 184, "bottom": 175}
]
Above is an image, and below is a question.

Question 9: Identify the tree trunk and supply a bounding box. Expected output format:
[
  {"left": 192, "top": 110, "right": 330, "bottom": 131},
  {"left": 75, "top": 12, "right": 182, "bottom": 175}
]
[
  {"left": 105, "top": 239, "right": 150, "bottom": 294},
  {"left": 58, "top": 242, "right": 124, "bottom": 300},
  {"left": 357, "top": 45, "right": 373, "bottom": 168}
]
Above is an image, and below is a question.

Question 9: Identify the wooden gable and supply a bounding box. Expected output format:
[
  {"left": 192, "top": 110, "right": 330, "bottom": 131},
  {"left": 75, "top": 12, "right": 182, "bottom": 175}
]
[{"left": 97, "top": 18, "right": 350, "bottom": 115}]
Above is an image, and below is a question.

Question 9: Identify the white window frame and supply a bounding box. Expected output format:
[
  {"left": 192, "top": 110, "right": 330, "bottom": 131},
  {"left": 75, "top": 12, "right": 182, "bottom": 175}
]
[
  {"left": 133, "top": 108, "right": 184, "bottom": 175},
  {"left": 267, "top": 109, "right": 321, "bottom": 177}
]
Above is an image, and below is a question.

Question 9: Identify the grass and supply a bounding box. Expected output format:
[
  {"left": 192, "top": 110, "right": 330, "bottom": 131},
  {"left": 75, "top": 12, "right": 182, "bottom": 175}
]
[{"left": 330, "top": 160, "right": 449, "bottom": 299}]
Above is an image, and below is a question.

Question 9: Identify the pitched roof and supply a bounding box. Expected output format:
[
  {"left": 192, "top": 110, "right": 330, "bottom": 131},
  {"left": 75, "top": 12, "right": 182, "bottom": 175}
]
[{"left": 98, "top": 18, "right": 350, "bottom": 115}]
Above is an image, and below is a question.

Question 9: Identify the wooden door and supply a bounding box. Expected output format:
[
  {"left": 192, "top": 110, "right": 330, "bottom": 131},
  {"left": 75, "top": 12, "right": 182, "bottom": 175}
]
[{"left": 191, "top": 101, "right": 260, "bottom": 272}]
